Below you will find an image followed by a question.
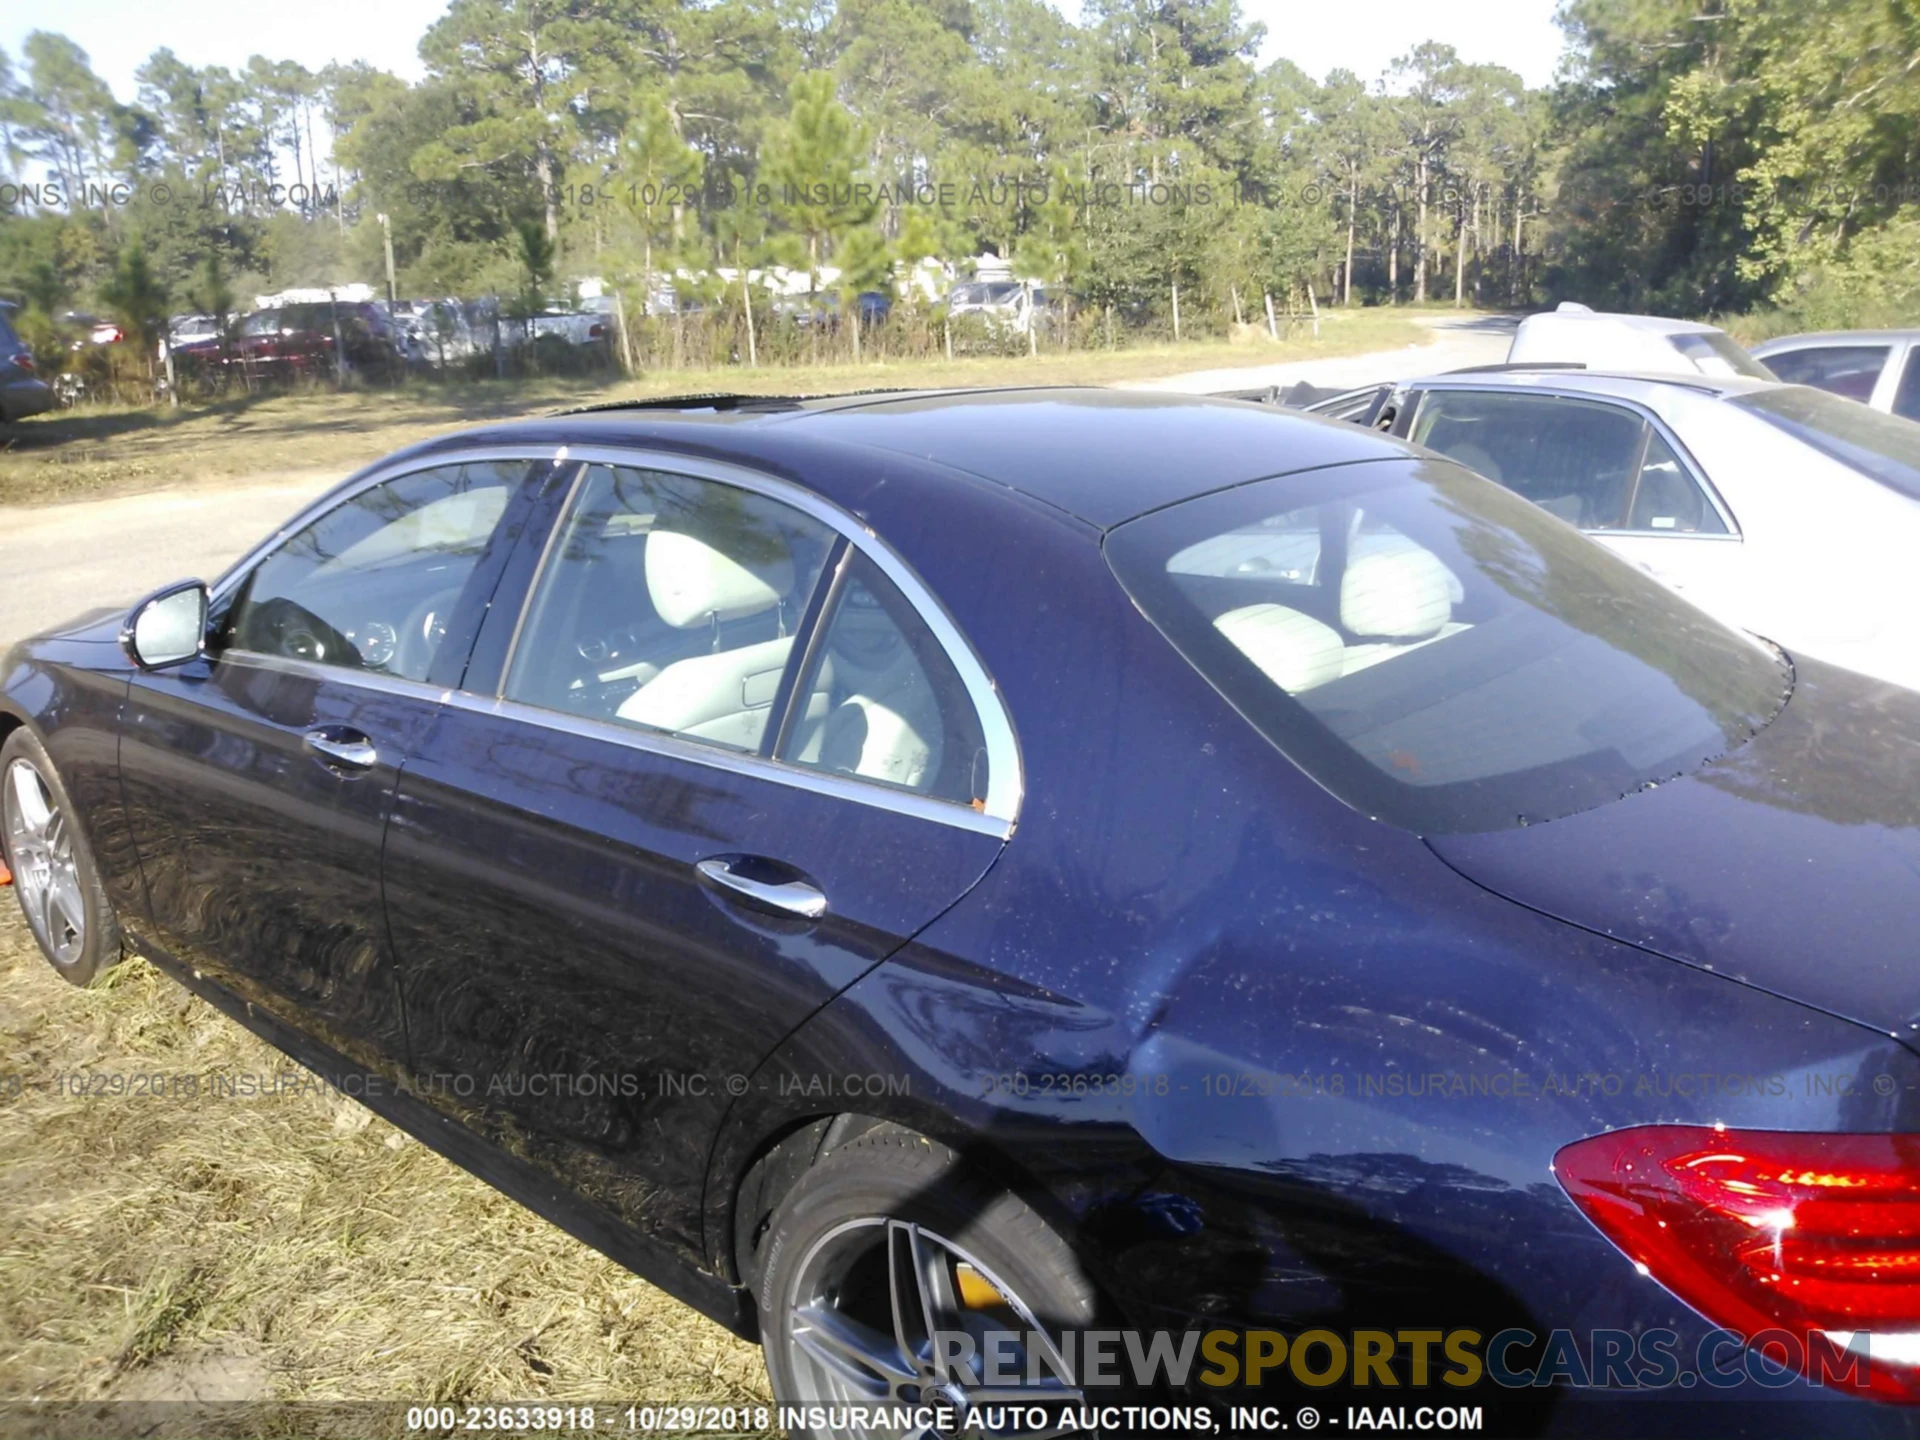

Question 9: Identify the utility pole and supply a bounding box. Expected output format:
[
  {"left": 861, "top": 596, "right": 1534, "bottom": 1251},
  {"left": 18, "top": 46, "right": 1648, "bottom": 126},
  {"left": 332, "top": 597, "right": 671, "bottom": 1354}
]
[{"left": 376, "top": 213, "right": 398, "bottom": 305}]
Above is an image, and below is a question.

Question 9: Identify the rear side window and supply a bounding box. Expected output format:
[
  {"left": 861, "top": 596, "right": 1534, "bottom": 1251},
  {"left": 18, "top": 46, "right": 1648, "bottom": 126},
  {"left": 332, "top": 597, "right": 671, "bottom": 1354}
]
[
  {"left": 1760, "top": 345, "right": 1890, "bottom": 402},
  {"left": 1669, "top": 331, "right": 1774, "bottom": 379},
  {"left": 0, "top": 310, "right": 18, "bottom": 348},
  {"left": 775, "top": 550, "right": 990, "bottom": 807},
  {"left": 1105, "top": 458, "right": 1790, "bottom": 834}
]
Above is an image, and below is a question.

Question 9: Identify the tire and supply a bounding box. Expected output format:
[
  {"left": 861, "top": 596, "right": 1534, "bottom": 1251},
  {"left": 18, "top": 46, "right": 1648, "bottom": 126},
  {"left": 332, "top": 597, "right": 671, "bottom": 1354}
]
[
  {"left": 756, "top": 1124, "right": 1105, "bottom": 1439},
  {"left": 0, "top": 727, "right": 122, "bottom": 987}
]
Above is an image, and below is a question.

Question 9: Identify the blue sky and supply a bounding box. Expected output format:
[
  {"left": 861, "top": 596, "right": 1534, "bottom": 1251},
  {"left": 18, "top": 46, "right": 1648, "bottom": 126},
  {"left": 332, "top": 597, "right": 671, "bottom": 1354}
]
[{"left": 4, "top": 0, "right": 1568, "bottom": 104}]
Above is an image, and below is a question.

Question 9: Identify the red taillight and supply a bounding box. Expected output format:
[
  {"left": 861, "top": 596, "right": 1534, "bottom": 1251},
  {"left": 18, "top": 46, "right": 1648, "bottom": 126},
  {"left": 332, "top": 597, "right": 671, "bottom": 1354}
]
[
  {"left": 14, "top": 353, "right": 32, "bottom": 373},
  {"left": 1556, "top": 1125, "right": 1920, "bottom": 1401}
]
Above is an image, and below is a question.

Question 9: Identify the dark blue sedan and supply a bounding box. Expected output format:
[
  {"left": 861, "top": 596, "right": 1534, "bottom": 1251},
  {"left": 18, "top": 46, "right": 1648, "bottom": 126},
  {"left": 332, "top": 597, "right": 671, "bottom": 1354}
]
[{"left": 7, "top": 389, "right": 1920, "bottom": 1438}]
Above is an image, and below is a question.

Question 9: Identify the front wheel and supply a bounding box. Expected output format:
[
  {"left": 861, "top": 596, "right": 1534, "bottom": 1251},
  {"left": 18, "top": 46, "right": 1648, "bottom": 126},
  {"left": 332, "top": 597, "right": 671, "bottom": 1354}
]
[
  {"left": 756, "top": 1125, "right": 1102, "bottom": 1440},
  {"left": 1, "top": 728, "right": 122, "bottom": 986}
]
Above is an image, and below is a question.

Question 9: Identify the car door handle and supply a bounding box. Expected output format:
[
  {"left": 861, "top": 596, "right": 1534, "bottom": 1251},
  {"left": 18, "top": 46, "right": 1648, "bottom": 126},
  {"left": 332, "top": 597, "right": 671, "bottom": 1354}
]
[
  {"left": 303, "top": 726, "right": 378, "bottom": 770},
  {"left": 695, "top": 857, "right": 828, "bottom": 919}
]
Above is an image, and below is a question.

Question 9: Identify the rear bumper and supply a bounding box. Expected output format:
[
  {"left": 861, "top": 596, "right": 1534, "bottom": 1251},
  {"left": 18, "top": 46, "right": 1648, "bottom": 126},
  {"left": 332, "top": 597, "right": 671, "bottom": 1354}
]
[{"left": 0, "top": 376, "right": 53, "bottom": 422}]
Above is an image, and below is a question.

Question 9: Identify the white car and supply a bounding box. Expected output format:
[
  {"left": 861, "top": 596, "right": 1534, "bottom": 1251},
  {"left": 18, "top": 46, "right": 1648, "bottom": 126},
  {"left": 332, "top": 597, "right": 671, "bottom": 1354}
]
[
  {"left": 1508, "top": 303, "right": 1774, "bottom": 380},
  {"left": 1750, "top": 330, "right": 1920, "bottom": 419},
  {"left": 944, "top": 279, "right": 1061, "bottom": 337},
  {"left": 1360, "top": 368, "right": 1920, "bottom": 690}
]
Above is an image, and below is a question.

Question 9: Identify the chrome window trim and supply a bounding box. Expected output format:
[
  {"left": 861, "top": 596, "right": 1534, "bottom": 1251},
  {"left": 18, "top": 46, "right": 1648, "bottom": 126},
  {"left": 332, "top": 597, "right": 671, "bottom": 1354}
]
[
  {"left": 1404, "top": 383, "right": 1743, "bottom": 539},
  {"left": 208, "top": 448, "right": 566, "bottom": 603},
  {"left": 494, "top": 444, "right": 1024, "bottom": 829},
  {"left": 441, "top": 689, "right": 1012, "bottom": 839},
  {"left": 218, "top": 647, "right": 454, "bottom": 704},
  {"left": 214, "top": 648, "right": 1009, "bottom": 837}
]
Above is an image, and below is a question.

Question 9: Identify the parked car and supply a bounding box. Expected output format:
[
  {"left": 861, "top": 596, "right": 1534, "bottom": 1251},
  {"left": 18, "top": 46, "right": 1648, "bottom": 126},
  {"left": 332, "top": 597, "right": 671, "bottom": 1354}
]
[
  {"left": 1509, "top": 302, "right": 1775, "bottom": 379},
  {"left": 787, "top": 290, "right": 894, "bottom": 330},
  {"left": 11, "top": 390, "right": 1920, "bottom": 1433},
  {"left": 46, "top": 309, "right": 135, "bottom": 405},
  {"left": 58, "top": 310, "right": 126, "bottom": 348},
  {"left": 1314, "top": 366, "right": 1920, "bottom": 691},
  {"left": 1751, "top": 331, "right": 1920, "bottom": 418},
  {"left": 227, "top": 302, "right": 403, "bottom": 382},
  {"left": 165, "top": 313, "right": 220, "bottom": 349},
  {"left": 0, "top": 302, "right": 53, "bottom": 424},
  {"left": 388, "top": 298, "right": 487, "bottom": 369},
  {"left": 944, "top": 279, "right": 1061, "bottom": 340},
  {"left": 459, "top": 298, "right": 616, "bottom": 367},
  {"left": 160, "top": 314, "right": 234, "bottom": 390}
]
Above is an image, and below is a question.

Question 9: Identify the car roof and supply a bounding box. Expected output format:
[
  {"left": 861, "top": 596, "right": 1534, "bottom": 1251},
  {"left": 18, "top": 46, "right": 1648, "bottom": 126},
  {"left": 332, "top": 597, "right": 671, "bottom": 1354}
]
[
  {"left": 1516, "top": 309, "right": 1722, "bottom": 337},
  {"left": 1751, "top": 330, "right": 1920, "bottom": 348},
  {"left": 1402, "top": 367, "right": 1784, "bottom": 403},
  {"left": 418, "top": 387, "right": 1412, "bottom": 530}
]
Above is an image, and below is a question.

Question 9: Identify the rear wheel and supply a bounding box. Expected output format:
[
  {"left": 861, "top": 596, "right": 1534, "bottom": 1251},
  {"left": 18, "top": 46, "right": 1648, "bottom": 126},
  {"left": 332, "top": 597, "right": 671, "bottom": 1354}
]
[
  {"left": 756, "top": 1126, "right": 1100, "bottom": 1440},
  {"left": 1, "top": 728, "right": 121, "bottom": 986}
]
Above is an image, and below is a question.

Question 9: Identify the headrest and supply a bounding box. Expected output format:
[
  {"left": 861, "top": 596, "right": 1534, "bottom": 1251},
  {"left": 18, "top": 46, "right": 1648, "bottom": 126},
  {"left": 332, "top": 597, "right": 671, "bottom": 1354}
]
[
  {"left": 646, "top": 528, "right": 794, "bottom": 628},
  {"left": 1214, "top": 603, "right": 1345, "bottom": 694},
  {"left": 1341, "top": 543, "right": 1455, "bottom": 640}
]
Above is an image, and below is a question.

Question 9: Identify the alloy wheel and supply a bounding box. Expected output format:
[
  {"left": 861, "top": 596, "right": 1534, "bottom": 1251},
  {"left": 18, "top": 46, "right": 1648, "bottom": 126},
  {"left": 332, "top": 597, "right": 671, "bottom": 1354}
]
[
  {"left": 4, "top": 757, "right": 87, "bottom": 967},
  {"left": 783, "top": 1216, "right": 1085, "bottom": 1440}
]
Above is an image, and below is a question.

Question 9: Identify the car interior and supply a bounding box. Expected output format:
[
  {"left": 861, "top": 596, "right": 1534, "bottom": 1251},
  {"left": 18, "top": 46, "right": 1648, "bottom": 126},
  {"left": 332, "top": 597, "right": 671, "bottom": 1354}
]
[
  {"left": 1411, "top": 391, "right": 1725, "bottom": 534},
  {"left": 1151, "top": 486, "right": 1755, "bottom": 807},
  {"left": 1173, "top": 514, "right": 1472, "bottom": 697},
  {"left": 1413, "top": 392, "right": 1643, "bottom": 527},
  {"left": 1761, "top": 345, "right": 1890, "bottom": 402},
  {"left": 506, "top": 467, "right": 987, "bottom": 803},
  {"left": 226, "top": 467, "right": 518, "bottom": 680}
]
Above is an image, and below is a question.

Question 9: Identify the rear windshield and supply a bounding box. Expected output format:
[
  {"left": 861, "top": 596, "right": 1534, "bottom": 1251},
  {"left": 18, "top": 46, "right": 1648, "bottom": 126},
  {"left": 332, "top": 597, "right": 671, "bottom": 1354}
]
[
  {"left": 1105, "top": 457, "right": 1790, "bottom": 833},
  {"left": 1670, "top": 331, "right": 1773, "bottom": 379},
  {"left": 1734, "top": 385, "right": 1920, "bottom": 500}
]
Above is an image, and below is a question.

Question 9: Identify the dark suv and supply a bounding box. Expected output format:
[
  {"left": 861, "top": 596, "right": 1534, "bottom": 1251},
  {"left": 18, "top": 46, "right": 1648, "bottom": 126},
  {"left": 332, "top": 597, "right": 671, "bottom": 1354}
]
[{"left": 0, "top": 303, "right": 54, "bottom": 424}]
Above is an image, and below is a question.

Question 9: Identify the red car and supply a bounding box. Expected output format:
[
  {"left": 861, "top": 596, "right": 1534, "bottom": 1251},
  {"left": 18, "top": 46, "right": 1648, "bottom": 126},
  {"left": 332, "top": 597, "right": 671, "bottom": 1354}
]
[{"left": 209, "top": 303, "right": 402, "bottom": 384}]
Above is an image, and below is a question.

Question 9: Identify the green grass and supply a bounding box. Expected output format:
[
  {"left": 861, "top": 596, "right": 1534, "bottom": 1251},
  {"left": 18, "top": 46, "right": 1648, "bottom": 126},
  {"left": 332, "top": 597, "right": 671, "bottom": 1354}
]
[{"left": 0, "top": 310, "right": 1434, "bottom": 507}]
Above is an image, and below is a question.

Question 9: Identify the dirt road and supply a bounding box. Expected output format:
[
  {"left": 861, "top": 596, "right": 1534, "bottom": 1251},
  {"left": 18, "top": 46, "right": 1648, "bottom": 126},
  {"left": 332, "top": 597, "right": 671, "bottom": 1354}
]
[
  {"left": 0, "top": 314, "right": 1515, "bottom": 648},
  {"left": 1120, "top": 311, "right": 1516, "bottom": 393}
]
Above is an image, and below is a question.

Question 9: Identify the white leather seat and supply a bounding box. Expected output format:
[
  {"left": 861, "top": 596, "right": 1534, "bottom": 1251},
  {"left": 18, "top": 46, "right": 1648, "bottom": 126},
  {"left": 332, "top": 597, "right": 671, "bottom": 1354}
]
[
  {"left": 617, "top": 529, "right": 797, "bottom": 748},
  {"left": 1213, "top": 603, "right": 1346, "bottom": 694},
  {"left": 1339, "top": 543, "right": 1468, "bottom": 676},
  {"left": 787, "top": 600, "right": 944, "bottom": 790}
]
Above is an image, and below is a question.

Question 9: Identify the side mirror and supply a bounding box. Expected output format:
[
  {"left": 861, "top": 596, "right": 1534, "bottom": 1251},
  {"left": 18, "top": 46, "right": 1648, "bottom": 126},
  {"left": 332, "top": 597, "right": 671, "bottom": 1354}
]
[{"left": 122, "top": 580, "right": 209, "bottom": 670}]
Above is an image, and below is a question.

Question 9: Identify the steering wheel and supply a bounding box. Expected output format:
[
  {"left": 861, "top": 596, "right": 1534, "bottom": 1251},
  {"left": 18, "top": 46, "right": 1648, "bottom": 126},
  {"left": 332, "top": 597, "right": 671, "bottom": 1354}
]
[
  {"left": 244, "top": 596, "right": 363, "bottom": 670},
  {"left": 396, "top": 586, "right": 464, "bottom": 680}
]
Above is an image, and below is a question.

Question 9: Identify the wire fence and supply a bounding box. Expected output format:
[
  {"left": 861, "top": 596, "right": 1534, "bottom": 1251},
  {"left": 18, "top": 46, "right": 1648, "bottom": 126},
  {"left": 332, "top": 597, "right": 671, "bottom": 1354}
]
[{"left": 32, "top": 284, "right": 1332, "bottom": 410}]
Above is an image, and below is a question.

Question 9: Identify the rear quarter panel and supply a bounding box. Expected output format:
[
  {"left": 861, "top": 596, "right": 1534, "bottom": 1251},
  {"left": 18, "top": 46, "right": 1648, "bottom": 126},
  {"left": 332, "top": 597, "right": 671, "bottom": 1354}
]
[{"left": 700, "top": 438, "right": 1920, "bottom": 1430}]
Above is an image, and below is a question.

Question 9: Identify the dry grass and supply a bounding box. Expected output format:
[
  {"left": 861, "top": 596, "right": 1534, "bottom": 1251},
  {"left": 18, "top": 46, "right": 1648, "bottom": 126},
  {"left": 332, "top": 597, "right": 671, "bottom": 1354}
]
[
  {"left": 0, "top": 906, "right": 773, "bottom": 1436},
  {"left": 0, "top": 310, "right": 1428, "bottom": 507}
]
